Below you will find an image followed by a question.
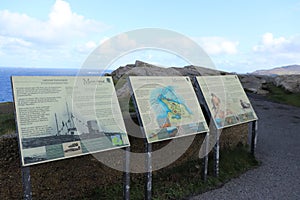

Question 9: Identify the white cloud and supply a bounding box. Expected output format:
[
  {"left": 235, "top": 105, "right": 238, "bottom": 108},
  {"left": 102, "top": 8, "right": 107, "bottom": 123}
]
[
  {"left": 0, "top": 35, "right": 32, "bottom": 48},
  {"left": 185, "top": 34, "right": 300, "bottom": 73},
  {"left": 0, "top": 0, "right": 110, "bottom": 68},
  {"left": 253, "top": 32, "right": 290, "bottom": 52},
  {"left": 195, "top": 37, "right": 239, "bottom": 55},
  {"left": 251, "top": 33, "right": 300, "bottom": 67},
  {"left": 75, "top": 41, "right": 97, "bottom": 53},
  {"left": 0, "top": 35, "right": 35, "bottom": 57},
  {"left": 49, "top": 0, "right": 73, "bottom": 28},
  {"left": 0, "top": 0, "right": 109, "bottom": 46}
]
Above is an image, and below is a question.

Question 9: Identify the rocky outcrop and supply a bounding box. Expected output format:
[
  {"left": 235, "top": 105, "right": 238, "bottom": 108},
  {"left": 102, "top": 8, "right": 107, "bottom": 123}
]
[
  {"left": 239, "top": 74, "right": 300, "bottom": 94},
  {"left": 173, "top": 65, "right": 228, "bottom": 76},
  {"left": 248, "top": 64, "right": 300, "bottom": 94},
  {"left": 111, "top": 60, "right": 224, "bottom": 79},
  {"left": 111, "top": 61, "right": 182, "bottom": 99},
  {"left": 239, "top": 74, "right": 300, "bottom": 95},
  {"left": 252, "top": 65, "right": 300, "bottom": 75},
  {"left": 273, "top": 75, "right": 300, "bottom": 93},
  {"left": 238, "top": 75, "right": 271, "bottom": 95},
  {"left": 111, "top": 61, "right": 300, "bottom": 99},
  {"left": 111, "top": 60, "right": 226, "bottom": 99}
]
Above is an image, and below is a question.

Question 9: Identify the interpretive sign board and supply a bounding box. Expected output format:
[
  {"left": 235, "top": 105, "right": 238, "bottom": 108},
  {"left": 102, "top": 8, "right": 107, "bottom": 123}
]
[
  {"left": 128, "top": 76, "right": 209, "bottom": 143},
  {"left": 195, "top": 75, "right": 258, "bottom": 129},
  {"left": 12, "top": 76, "right": 130, "bottom": 166}
]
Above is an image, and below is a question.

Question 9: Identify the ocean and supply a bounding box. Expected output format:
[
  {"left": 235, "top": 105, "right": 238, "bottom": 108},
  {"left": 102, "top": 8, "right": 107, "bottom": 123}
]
[{"left": 0, "top": 67, "right": 111, "bottom": 103}]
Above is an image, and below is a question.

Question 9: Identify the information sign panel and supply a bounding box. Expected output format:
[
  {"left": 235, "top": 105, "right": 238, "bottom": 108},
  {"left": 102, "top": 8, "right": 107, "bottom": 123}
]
[
  {"left": 196, "top": 75, "right": 258, "bottom": 129},
  {"left": 129, "top": 76, "right": 208, "bottom": 143},
  {"left": 12, "top": 76, "right": 130, "bottom": 166}
]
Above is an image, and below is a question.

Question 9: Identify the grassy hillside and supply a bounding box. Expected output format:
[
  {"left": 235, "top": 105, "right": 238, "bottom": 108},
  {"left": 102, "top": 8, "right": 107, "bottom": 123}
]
[
  {"left": 0, "top": 135, "right": 258, "bottom": 200},
  {"left": 266, "top": 83, "right": 300, "bottom": 107},
  {"left": 88, "top": 145, "right": 258, "bottom": 200},
  {"left": 0, "top": 101, "right": 259, "bottom": 199},
  {"left": 0, "top": 102, "right": 15, "bottom": 136}
]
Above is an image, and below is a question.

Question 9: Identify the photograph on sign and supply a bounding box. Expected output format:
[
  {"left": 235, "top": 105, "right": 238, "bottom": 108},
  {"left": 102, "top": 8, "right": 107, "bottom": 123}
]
[
  {"left": 196, "top": 75, "right": 258, "bottom": 129},
  {"left": 129, "top": 76, "right": 208, "bottom": 143},
  {"left": 12, "top": 76, "right": 130, "bottom": 166}
]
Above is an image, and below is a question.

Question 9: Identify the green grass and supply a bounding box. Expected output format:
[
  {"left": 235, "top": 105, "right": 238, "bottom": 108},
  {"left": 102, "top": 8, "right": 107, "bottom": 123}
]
[
  {"left": 266, "top": 83, "right": 300, "bottom": 107},
  {"left": 86, "top": 144, "right": 259, "bottom": 200},
  {"left": 0, "top": 113, "right": 15, "bottom": 136},
  {"left": 0, "top": 102, "right": 16, "bottom": 136}
]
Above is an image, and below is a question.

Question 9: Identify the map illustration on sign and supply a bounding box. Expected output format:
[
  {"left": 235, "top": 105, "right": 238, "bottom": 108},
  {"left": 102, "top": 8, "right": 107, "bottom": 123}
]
[
  {"left": 129, "top": 76, "right": 208, "bottom": 143},
  {"left": 150, "top": 86, "right": 193, "bottom": 129},
  {"left": 196, "top": 75, "right": 258, "bottom": 129},
  {"left": 12, "top": 76, "right": 130, "bottom": 166}
]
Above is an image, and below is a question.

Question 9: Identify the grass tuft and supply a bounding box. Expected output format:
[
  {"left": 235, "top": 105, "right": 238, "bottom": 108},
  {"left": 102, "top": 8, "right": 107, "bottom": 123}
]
[
  {"left": 0, "top": 113, "right": 15, "bottom": 136},
  {"left": 86, "top": 144, "right": 259, "bottom": 200},
  {"left": 266, "top": 83, "right": 300, "bottom": 107}
]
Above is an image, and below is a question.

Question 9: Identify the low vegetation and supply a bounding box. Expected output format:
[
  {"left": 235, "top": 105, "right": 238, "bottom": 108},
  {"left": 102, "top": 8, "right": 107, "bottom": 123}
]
[
  {"left": 87, "top": 144, "right": 259, "bottom": 200},
  {"left": 0, "top": 102, "right": 15, "bottom": 136},
  {"left": 266, "top": 83, "right": 300, "bottom": 107},
  {"left": 0, "top": 100, "right": 258, "bottom": 199},
  {"left": 0, "top": 113, "right": 15, "bottom": 136}
]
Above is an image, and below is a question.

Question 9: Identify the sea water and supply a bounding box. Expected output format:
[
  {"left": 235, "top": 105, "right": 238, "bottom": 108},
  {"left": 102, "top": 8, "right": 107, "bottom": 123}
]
[{"left": 0, "top": 67, "right": 110, "bottom": 103}]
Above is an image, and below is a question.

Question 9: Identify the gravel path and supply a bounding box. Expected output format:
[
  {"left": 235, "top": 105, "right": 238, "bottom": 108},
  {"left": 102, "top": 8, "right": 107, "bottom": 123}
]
[{"left": 190, "top": 95, "right": 300, "bottom": 200}]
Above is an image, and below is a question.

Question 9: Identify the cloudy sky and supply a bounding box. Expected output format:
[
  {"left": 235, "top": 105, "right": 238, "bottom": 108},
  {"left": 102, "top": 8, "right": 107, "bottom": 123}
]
[{"left": 0, "top": 0, "right": 299, "bottom": 73}]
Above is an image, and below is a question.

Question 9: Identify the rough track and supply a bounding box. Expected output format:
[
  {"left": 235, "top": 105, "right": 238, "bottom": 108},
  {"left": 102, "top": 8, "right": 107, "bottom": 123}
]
[{"left": 190, "top": 94, "right": 300, "bottom": 200}]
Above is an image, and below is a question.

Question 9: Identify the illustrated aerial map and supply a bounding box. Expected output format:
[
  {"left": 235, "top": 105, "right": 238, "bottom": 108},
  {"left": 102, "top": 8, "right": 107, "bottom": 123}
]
[
  {"left": 129, "top": 76, "right": 208, "bottom": 143},
  {"left": 150, "top": 86, "right": 193, "bottom": 129}
]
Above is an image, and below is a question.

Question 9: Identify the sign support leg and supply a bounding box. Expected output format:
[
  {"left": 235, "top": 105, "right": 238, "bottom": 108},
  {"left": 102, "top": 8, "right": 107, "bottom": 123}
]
[
  {"left": 145, "top": 142, "right": 152, "bottom": 200},
  {"left": 213, "top": 129, "right": 220, "bottom": 177},
  {"left": 22, "top": 166, "right": 32, "bottom": 200},
  {"left": 123, "top": 146, "right": 130, "bottom": 200},
  {"left": 128, "top": 82, "right": 153, "bottom": 200},
  {"left": 251, "top": 120, "right": 258, "bottom": 156},
  {"left": 202, "top": 132, "right": 209, "bottom": 181}
]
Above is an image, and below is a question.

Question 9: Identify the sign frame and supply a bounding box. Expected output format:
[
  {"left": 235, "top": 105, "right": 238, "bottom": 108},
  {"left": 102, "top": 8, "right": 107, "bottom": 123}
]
[
  {"left": 128, "top": 76, "right": 210, "bottom": 198},
  {"left": 11, "top": 76, "right": 130, "bottom": 167},
  {"left": 195, "top": 75, "right": 258, "bottom": 130},
  {"left": 128, "top": 76, "right": 209, "bottom": 144},
  {"left": 194, "top": 75, "right": 259, "bottom": 177}
]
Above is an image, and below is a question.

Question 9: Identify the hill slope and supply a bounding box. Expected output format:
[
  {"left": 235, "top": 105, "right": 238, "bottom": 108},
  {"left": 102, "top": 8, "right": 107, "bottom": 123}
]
[{"left": 252, "top": 65, "right": 300, "bottom": 75}]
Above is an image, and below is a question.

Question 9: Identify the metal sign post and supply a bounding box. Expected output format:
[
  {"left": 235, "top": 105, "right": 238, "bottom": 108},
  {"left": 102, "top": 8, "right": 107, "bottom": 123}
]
[
  {"left": 202, "top": 132, "right": 209, "bottom": 181},
  {"left": 193, "top": 77, "right": 215, "bottom": 180},
  {"left": 128, "top": 79, "right": 153, "bottom": 200},
  {"left": 129, "top": 76, "right": 212, "bottom": 199},
  {"left": 12, "top": 80, "right": 32, "bottom": 200},
  {"left": 145, "top": 142, "right": 152, "bottom": 200},
  {"left": 194, "top": 78, "right": 210, "bottom": 180},
  {"left": 21, "top": 166, "right": 32, "bottom": 200},
  {"left": 12, "top": 76, "right": 132, "bottom": 200},
  {"left": 213, "top": 129, "right": 220, "bottom": 177},
  {"left": 250, "top": 120, "right": 258, "bottom": 156},
  {"left": 123, "top": 146, "right": 131, "bottom": 200}
]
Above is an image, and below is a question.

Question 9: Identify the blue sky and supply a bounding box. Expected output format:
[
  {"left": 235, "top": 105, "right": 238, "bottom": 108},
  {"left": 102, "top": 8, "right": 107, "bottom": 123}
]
[{"left": 0, "top": 0, "right": 299, "bottom": 73}]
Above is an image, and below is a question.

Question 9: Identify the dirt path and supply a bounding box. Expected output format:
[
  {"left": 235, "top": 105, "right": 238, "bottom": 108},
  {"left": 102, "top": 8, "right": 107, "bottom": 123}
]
[{"left": 190, "top": 95, "right": 300, "bottom": 200}]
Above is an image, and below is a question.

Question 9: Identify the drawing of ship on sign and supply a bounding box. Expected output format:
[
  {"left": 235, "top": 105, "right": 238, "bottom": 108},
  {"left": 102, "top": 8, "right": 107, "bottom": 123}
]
[
  {"left": 87, "top": 120, "right": 104, "bottom": 135},
  {"left": 22, "top": 101, "right": 126, "bottom": 149},
  {"left": 55, "top": 102, "right": 78, "bottom": 136}
]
